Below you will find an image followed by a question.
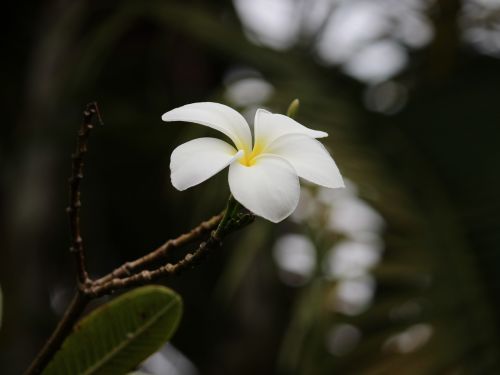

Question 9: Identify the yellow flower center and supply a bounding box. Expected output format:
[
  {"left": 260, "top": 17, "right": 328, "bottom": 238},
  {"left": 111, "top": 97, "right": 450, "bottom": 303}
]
[{"left": 239, "top": 141, "right": 265, "bottom": 167}]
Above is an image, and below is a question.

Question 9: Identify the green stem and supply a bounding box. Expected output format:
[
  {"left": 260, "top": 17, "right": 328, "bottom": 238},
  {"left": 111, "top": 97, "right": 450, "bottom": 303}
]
[{"left": 216, "top": 195, "right": 240, "bottom": 235}]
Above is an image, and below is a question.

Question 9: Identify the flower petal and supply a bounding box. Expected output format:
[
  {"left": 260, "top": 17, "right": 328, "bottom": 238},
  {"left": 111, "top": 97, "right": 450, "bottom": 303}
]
[
  {"left": 170, "top": 137, "right": 243, "bottom": 191},
  {"left": 266, "top": 134, "right": 344, "bottom": 188},
  {"left": 162, "top": 102, "right": 252, "bottom": 152},
  {"left": 254, "top": 109, "right": 328, "bottom": 150},
  {"left": 228, "top": 155, "right": 300, "bottom": 223}
]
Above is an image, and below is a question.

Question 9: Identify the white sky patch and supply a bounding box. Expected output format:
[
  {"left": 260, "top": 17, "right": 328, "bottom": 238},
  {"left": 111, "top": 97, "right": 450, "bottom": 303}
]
[
  {"left": 317, "top": 179, "right": 359, "bottom": 205},
  {"left": 327, "top": 192, "right": 385, "bottom": 238},
  {"left": 324, "top": 240, "right": 382, "bottom": 279},
  {"left": 314, "top": 0, "right": 432, "bottom": 82},
  {"left": 225, "top": 77, "right": 274, "bottom": 107},
  {"left": 316, "top": 1, "right": 391, "bottom": 64},
  {"left": 301, "top": 0, "right": 336, "bottom": 35},
  {"left": 460, "top": 0, "right": 500, "bottom": 57},
  {"left": 233, "top": 0, "right": 436, "bottom": 83},
  {"left": 291, "top": 186, "right": 319, "bottom": 223},
  {"left": 343, "top": 40, "right": 408, "bottom": 84},
  {"left": 273, "top": 234, "right": 317, "bottom": 285},
  {"left": 472, "top": 0, "right": 500, "bottom": 8},
  {"left": 334, "top": 275, "right": 376, "bottom": 315},
  {"left": 463, "top": 26, "right": 500, "bottom": 57},
  {"left": 140, "top": 343, "right": 198, "bottom": 375},
  {"left": 396, "top": 12, "right": 434, "bottom": 48},
  {"left": 233, "top": 0, "right": 300, "bottom": 49}
]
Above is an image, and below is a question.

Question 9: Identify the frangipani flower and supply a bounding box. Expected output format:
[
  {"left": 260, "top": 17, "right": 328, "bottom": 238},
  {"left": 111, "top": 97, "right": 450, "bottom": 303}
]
[{"left": 162, "top": 102, "right": 344, "bottom": 223}]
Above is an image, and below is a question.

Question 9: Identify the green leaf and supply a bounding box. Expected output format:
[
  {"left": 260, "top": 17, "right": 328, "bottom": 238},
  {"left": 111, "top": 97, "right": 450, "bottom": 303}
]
[{"left": 43, "top": 285, "right": 182, "bottom": 375}]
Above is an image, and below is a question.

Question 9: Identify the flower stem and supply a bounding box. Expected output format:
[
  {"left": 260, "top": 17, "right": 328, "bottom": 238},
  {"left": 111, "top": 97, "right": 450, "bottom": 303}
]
[{"left": 216, "top": 195, "right": 241, "bottom": 236}]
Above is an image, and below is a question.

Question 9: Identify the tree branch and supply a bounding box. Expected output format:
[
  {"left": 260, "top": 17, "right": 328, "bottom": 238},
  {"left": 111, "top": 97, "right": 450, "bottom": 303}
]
[
  {"left": 25, "top": 103, "right": 254, "bottom": 375},
  {"left": 93, "top": 212, "right": 223, "bottom": 286},
  {"left": 87, "top": 206, "right": 253, "bottom": 298},
  {"left": 24, "top": 291, "right": 89, "bottom": 375},
  {"left": 26, "top": 205, "right": 252, "bottom": 375},
  {"left": 67, "top": 102, "right": 102, "bottom": 285}
]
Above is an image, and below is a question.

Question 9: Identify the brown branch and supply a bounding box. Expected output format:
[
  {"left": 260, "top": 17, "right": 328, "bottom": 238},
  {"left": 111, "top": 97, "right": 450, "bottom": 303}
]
[
  {"left": 87, "top": 208, "right": 253, "bottom": 298},
  {"left": 26, "top": 205, "right": 252, "bottom": 375},
  {"left": 25, "top": 102, "right": 255, "bottom": 375},
  {"left": 88, "top": 232, "right": 222, "bottom": 297},
  {"left": 67, "top": 102, "right": 102, "bottom": 285},
  {"left": 89, "top": 197, "right": 252, "bottom": 298},
  {"left": 24, "top": 291, "right": 89, "bottom": 375},
  {"left": 93, "top": 212, "right": 223, "bottom": 286}
]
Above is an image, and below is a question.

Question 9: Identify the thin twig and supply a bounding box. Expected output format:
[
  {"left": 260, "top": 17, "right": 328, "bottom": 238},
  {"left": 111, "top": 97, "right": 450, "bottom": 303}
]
[
  {"left": 67, "top": 102, "right": 102, "bottom": 285},
  {"left": 88, "top": 234, "right": 222, "bottom": 297},
  {"left": 93, "top": 212, "right": 223, "bottom": 286},
  {"left": 87, "top": 210, "right": 253, "bottom": 298}
]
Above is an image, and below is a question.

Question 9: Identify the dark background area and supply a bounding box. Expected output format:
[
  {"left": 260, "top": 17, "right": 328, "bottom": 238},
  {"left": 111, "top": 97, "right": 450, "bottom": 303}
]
[{"left": 1, "top": 0, "right": 500, "bottom": 374}]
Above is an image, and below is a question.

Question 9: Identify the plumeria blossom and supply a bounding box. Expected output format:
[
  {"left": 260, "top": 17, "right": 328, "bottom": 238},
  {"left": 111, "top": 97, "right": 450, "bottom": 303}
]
[{"left": 162, "top": 102, "right": 344, "bottom": 223}]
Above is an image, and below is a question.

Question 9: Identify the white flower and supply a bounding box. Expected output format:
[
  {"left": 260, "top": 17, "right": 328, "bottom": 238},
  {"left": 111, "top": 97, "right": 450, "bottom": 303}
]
[{"left": 162, "top": 102, "right": 344, "bottom": 223}]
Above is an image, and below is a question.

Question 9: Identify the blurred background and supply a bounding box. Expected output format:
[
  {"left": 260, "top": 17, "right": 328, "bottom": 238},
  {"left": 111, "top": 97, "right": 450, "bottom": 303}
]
[{"left": 2, "top": 0, "right": 500, "bottom": 374}]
